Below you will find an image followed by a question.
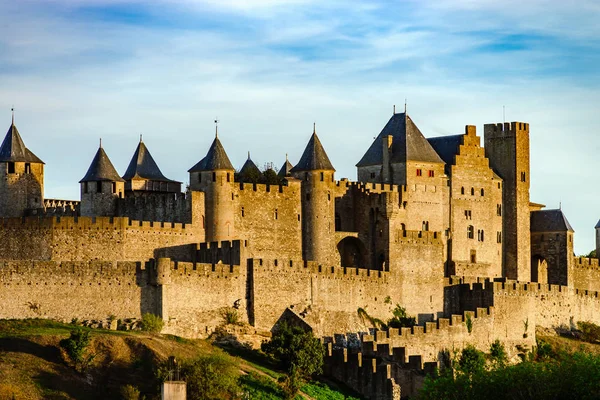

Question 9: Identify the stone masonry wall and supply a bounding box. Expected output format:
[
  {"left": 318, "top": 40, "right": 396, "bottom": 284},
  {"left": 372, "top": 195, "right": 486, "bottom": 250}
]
[
  {"left": 0, "top": 216, "right": 202, "bottom": 262},
  {"left": 0, "top": 260, "right": 157, "bottom": 321}
]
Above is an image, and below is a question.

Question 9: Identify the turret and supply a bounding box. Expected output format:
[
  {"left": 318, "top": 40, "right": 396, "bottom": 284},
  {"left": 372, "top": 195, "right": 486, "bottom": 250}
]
[
  {"left": 79, "top": 141, "right": 125, "bottom": 216},
  {"left": 277, "top": 155, "right": 294, "bottom": 179},
  {"left": 237, "top": 152, "right": 262, "bottom": 183},
  {"left": 484, "top": 122, "right": 531, "bottom": 281},
  {"left": 188, "top": 133, "right": 235, "bottom": 241},
  {"left": 0, "top": 116, "right": 44, "bottom": 217},
  {"left": 291, "top": 125, "right": 335, "bottom": 264},
  {"left": 595, "top": 220, "right": 600, "bottom": 259},
  {"left": 122, "top": 137, "right": 181, "bottom": 194}
]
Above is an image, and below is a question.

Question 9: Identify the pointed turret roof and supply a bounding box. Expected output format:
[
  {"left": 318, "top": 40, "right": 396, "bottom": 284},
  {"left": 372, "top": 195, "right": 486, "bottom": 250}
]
[
  {"left": 595, "top": 220, "right": 600, "bottom": 229},
  {"left": 123, "top": 140, "right": 179, "bottom": 183},
  {"left": 356, "top": 113, "right": 443, "bottom": 167},
  {"left": 0, "top": 122, "right": 44, "bottom": 164},
  {"left": 278, "top": 155, "right": 294, "bottom": 178},
  {"left": 290, "top": 131, "right": 335, "bottom": 172},
  {"left": 531, "top": 209, "right": 574, "bottom": 232},
  {"left": 80, "top": 145, "right": 125, "bottom": 183},
  {"left": 239, "top": 153, "right": 262, "bottom": 177},
  {"left": 188, "top": 136, "right": 234, "bottom": 172}
]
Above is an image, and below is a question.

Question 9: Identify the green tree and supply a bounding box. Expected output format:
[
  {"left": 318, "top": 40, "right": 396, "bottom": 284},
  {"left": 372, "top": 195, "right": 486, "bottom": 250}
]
[
  {"left": 263, "top": 168, "right": 281, "bottom": 185},
  {"left": 387, "top": 305, "right": 416, "bottom": 329},
  {"left": 181, "top": 353, "right": 241, "bottom": 400},
  {"left": 261, "top": 323, "right": 325, "bottom": 398},
  {"left": 60, "top": 327, "right": 95, "bottom": 372},
  {"left": 457, "top": 345, "right": 485, "bottom": 375}
]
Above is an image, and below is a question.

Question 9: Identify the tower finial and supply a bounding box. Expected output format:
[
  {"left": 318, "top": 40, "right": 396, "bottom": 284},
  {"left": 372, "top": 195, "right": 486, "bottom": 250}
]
[
  {"left": 11, "top": 106, "right": 14, "bottom": 125},
  {"left": 286, "top": 152, "right": 288, "bottom": 161},
  {"left": 247, "top": 151, "right": 250, "bottom": 160},
  {"left": 214, "top": 117, "right": 219, "bottom": 138},
  {"left": 393, "top": 104, "right": 395, "bottom": 114},
  {"left": 140, "top": 134, "right": 143, "bottom": 142},
  {"left": 313, "top": 122, "right": 316, "bottom": 134},
  {"left": 99, "top": 138, "right": 102, "bottom": 148},
  {"left": 404, "top": 98, "right": 407, "bottom": 114}
]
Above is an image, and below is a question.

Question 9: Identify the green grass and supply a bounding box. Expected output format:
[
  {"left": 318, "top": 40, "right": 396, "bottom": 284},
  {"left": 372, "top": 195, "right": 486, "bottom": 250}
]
[
  {"left": 239, "top": 372, "right": 287, "bottom": 400},
  {"left": 301, "top": 381, "right": 362, "bottom": 400},
  {"left": 0, "top": 319, "right": 73, "bottom": 338}
]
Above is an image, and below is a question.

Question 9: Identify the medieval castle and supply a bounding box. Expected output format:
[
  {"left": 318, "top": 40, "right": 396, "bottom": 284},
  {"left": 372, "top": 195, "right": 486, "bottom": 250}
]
[{"left": 1, "top": 110, "right": 599, "bottom": 398}]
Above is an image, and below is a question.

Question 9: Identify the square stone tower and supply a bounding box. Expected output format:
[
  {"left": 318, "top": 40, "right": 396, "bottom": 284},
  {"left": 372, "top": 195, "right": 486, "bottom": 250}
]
[{"left": 484, "top": 122, "right": 531, "bottom": 282}]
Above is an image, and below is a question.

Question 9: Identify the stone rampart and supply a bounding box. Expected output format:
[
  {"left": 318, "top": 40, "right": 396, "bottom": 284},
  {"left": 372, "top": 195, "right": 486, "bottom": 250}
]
[
  {"left": 0, "top": 216, "right": 201, "bottom": 262},
  {"left": 0, "top": 259, "right": 157, "bottom": 321},
  {"left": 572, "top": 256, "right": 600, "bottom": 292}
]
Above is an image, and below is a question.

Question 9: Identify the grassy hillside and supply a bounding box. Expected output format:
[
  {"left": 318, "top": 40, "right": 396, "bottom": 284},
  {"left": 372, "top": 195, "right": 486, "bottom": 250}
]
[{"left": 0, "top": 319, "right": 360, "bottom": 400}]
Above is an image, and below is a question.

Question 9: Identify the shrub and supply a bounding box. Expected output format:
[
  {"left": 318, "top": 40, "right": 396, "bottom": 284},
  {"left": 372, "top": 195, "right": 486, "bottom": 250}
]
[
  {"left": 577, "top": 321, "right": 600, "bottom": 343},
  {"left": 465, "top": 314, "right": 473, "bottom": 334},
  {"left": 261, "top": 322, "right": 325, "bottom": 398},
  {"left": 181, "top": 353, "right": 241, "bottom": 400},
  {"left": 120, "top": 384, "right": 141, "bottom": 400},
  {"left": 220, "top": 307, "right": 241, "bottom": 326},
  {"left": 457, "top": 345, "right": 485, "bottom": 375},
  {"left": 489, "top": 340, "right": 507, "bottom": 368},
  {"left": 141, "top": 313, "right": 164, "bottom": 333},
  {"left": 387, "top": 305, "right": 416, "bottom": 329},
  {"left": 60, "top": 327, "right": 95, "bottom": 372}
]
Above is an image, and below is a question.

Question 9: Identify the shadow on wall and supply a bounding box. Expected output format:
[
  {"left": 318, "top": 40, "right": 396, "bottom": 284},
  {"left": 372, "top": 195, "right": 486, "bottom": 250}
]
[
  {"left": 271, "top": 308, "right": 313, "bottom": 334},
  {"left": 154, "top": 244, "right": 197, "bottom": 263},
  {"left": 138, "top": 261, "right": 160, "bottom": 316}
]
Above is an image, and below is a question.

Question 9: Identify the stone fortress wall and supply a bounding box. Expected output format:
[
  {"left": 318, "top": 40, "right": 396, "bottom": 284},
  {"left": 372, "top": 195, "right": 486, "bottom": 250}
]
[{"left": 1, "top": 111, "right": 599, "bottom": 399}]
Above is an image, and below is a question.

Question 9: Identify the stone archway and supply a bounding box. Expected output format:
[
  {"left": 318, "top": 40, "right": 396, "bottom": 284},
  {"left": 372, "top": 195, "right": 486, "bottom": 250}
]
[{"left": 337, "top": 237, "right": 368, "bottom": 268}]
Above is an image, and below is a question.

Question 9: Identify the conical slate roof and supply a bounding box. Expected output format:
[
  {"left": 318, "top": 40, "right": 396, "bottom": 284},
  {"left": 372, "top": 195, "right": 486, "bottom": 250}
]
[
  {"left": 188, "top": 136, "right": 234, "bottom": 172},
  {"left": 290, "top": 132, "right": 335, "bottom": 172},
  {"left": 278, "top": 156, "right": 294, "bottom": 178},
  {"left": 0, "top": 122, "right": 44, "bottom": 164},
  {"left": 123, "top": 140, "right": 179, "bottom": 183},
  {"left": 531, "top": 209, "right": 574, "bottom": 232},
  {"left": 596, "top": 220, "right": 600, "bottom": 229},
  {"left": 356, "top": 113, "right": 443, "bottom": 167},
  {"left": 80, "top": 146, "right": 125, "bottom": 183},
  {"left": 239, "top": 153, "right": 262, "bottom": 178}
]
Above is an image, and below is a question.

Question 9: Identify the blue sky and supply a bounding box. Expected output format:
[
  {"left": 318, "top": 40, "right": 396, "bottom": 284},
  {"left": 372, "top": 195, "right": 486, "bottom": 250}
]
[{"left": 1, "top": 0, "right": 599, "bottom": 254}]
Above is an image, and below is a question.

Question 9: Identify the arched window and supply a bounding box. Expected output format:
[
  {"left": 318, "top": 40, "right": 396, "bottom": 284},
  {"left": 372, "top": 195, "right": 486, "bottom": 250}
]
[
  {"left": 470, "top": 187, "right": 475, "bottom": 196},
  {"left": 461, "top": 187, "right": 465, "bottom": 195},
  {"left": 480, "top": 188, "right": 484, "bottom": 196}
]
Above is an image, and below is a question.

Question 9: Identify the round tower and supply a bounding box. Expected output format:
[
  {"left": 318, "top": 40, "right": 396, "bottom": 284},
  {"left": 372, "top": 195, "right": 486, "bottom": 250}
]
[
  {"left": 188, "top": 133, "right": 235, "bottom": 242},
  {"left": 291, "top": 126, "right": 336, "bottom": 264},
  {"left": 0, "top": 116, "right": 45, "bottom": 217},
  {"left": 79, "top": 141, "right": 125, "bottom": 217}
]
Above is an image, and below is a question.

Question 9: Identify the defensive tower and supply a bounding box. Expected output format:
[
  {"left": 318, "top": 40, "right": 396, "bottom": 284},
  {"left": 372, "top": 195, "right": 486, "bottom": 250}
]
[
  {"left": 79, "top": 142, "right": 125, "bottom": 216},
  {"left": 188, "top": 133, "right": 235, "bottom": 241},
  {"left": 0, "top": 117, "right": 44, "bottom": 217},
  {"left": 484, "top": 121, "right": 531, "bottom": 281},
  {"left": 291, "top": 125, "right": 336, "bottom": 264},
  {"left": 122, "top": 138, "right": 181, "bottom": 194}
]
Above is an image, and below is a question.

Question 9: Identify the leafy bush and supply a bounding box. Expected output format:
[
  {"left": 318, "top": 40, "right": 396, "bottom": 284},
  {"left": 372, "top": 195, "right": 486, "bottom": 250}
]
[
  {"left": 465, "top": 314, "right": 473, "bottom": 334},
  {"left": 357, "top": 307, "right": 386, "bottom": 329},
  {"left": 181, "top": 353, "right": 241, "bottom": 400},
  {"left": 489, "top": 340, "right": 507, "bottom": 367},
  {"left": 120, "top": 384, "right": 142, "bottom": 400},
  {"left": 535, "top": 338, "right": 555, "bottom": 361},
  {"left": 261, "top": 322, "right": 324, "bottom": 398},
  {"left": 387, "top": 305, "right": 416, "bottom": 329},
  {"left": 457, "top": 345, "right": 485, "bottom": 375},
  {"left": 220, "top": 307, "right": 241, "bottom": 326},
  {"left": 419, "top": 351, "right": 600, "bottom": 400},
  {"left": 140, "top": 313, "right": 164, "bottom": 333},
  {"left": 59, "top": 327, "right": 95, "bottom": 372},
  {"left": 577, "top": 321, "right": 600, "bottom": 343}
]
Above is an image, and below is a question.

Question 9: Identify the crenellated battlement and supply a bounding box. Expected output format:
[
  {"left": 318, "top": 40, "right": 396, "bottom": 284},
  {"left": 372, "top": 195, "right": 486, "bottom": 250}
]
[
  {"left": 166, "top": 260, "right": 241, "bottom": 278},
  {"left": 237, "top": 182, "right": 298, "bottom": 194},
  {"left": 0, "top": 216, "right": 191, "bottom": 233},
  {"left": 484, "top": 121, "right": 529, "bottom": 136},
  {"left": 574, "top": 256, "right": 600, "bottom": 269},
  {"left": 251, "top": 258, "right": 389, "bottom": 281}
]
